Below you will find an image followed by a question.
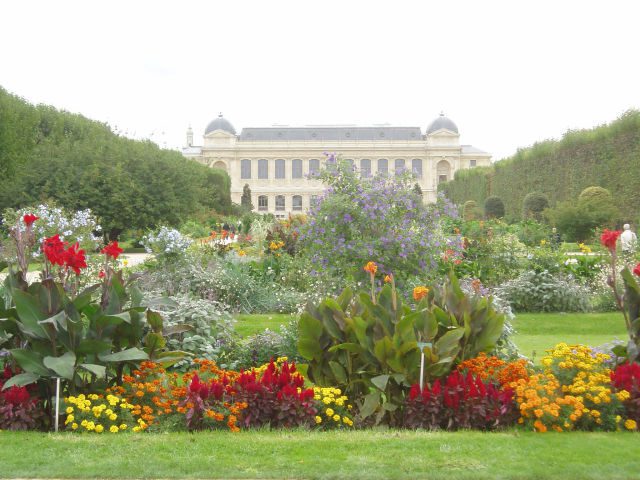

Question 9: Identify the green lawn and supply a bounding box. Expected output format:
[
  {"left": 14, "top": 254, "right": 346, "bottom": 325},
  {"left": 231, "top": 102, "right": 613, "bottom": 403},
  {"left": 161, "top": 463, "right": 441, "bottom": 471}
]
[
  {"left": 1, "top": 430, "right": 638, "bottom": 479},
  {"left": 513, "top": 312, "right": 626, "bottom": 361},
  {"left": 234, "top": 313, "right": 297, "bottom": 337}
]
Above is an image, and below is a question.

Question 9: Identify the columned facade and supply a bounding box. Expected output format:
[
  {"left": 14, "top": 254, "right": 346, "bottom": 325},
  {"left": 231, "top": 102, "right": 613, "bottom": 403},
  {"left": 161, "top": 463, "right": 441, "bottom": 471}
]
[{"left": 182, "top": 113, "right": 491, "bottom": 217}]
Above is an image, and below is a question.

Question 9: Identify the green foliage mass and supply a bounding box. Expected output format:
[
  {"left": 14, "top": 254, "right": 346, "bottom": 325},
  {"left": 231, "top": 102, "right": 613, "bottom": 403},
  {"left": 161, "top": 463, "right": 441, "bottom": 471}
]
[
  {"left": 483, "top": 196, "right": 505, "bottom": 219},
  {"left": 439, "top": 110, "right": 640, "bottom": 221},
  {"left": 0, "top": 87, "right": 231, "bottom": 238},
  {"left": 522, "top": 192, "right": 549, "bottom": 221}
]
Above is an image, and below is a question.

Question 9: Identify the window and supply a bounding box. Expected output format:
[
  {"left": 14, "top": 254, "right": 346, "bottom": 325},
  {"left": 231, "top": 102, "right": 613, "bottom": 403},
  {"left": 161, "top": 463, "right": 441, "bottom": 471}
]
[
  {"left": 378, "top": 159, "right": 388, "bottom": 175},
  {"left": 470, "top": 159, "right": 477, "bottom": 167},
  {"left": 258, "top": 159, "right": 268, "bottom": 179},
  {"left": 241, "top": 159, "right": 251, "bottom": 179},
  {"left": 394, "top": 159, "right": 405, "bottom": 175},
  {"left": 275, "top": 195, "right": 285, "bottom": 211},
  {"left": 275, "top": 159, "right": 285, "bottom": 179},
  {"left": 258, "top": 195, "right": 268, "bottom": 211},
  {"left": 439, "top": 174, "right": 448, "bottom": 184},
  {"left": 309, "top": 159, "right": 320, "bottom": 177},
  {"left": 360, "top": 159, "right": 371, "bottom": 178},
  {"left": 310, "top": 195, "right": 319, "bottom": 207},
  {"left": 326, "top": 155, "right": 337, "bottom": 172},
  {"left": 412, "top": 159, "right": 422, "bottom": 178},
  {"left": 292, "top": 195, "right": 302, "bottom": 211},
  {"left": 292, "top": 159, "right": 302, "bottom": 179},
  {"left": 344, "top": 159, "right": 354, "bottom": 171}
]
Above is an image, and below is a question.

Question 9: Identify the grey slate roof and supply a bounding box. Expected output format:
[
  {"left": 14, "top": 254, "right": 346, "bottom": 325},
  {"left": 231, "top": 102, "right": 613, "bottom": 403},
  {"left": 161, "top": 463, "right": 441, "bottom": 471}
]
[
  {"left": 461, "top": 145, "right": 488, "bottom": 154},
  {"left": 238, "top": 127, "right": 423, "bottom": 142},
  {"left": 426, "top": 114, "right": 459, "bottom": 135},
  {"left": 205, "top": 115, "right": 236, "bottom": 135}
]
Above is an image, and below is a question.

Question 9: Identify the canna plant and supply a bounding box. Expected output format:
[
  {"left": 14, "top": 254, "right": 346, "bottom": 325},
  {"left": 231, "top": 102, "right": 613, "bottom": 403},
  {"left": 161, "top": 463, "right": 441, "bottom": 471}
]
[
  {"left": 0, "top": 215, "right": 187, "bottom": 426},
  {"left": 298, "top": 267, "right": 505, "bottom": 426}
]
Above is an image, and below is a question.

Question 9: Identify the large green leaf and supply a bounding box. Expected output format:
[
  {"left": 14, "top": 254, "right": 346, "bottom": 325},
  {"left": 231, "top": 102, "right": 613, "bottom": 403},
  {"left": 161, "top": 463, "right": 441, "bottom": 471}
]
[
  {"left": 12, "top": 290, "right": 49, "bottom": 339},
  {"left": 164, "top": 325, "right": 194, "bottom": 336},
  {"left": 10, "top": 349, "right": 50, "bottom": 376},
  {"left": 371, "top": 374, "right": 390, "bottom": 391},
  {"left": 43, "top": 352, "right": 76, "bottom": 380},
  {"left": 79, "top": 363, "right": 106, "bottom": 378},
  {"left": 299, "top": 312, "right": 323, "bottom": 340},
  {"left": 38, "top": 310, "right": 67, "bottom": 332},
  {"left": 329, "top": 360, "right": 348, "bottom": 383},
  {"left": 146, "top": 310, "right": 164, "bottom": 332},
  {"left": 297, "top": 338, "right": 323, "bottom": 361},
  {"left": 98, "top": 347, "right": 149, "bottom": 363},
  {"left": 435, "top": 328, "right": 464, "bottom": 355},
  {"left": 2, "top": 372, "right": 40, "bottom": 390},
  {"left": 359, "top": 391, "right": 381, "bottom": 418},
  {"left": 76, "top": 339, "right": 113, "bottom": 355}
]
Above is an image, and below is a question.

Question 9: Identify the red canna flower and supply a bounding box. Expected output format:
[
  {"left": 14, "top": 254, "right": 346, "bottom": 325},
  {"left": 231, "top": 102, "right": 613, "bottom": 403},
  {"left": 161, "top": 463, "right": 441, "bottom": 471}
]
[
  {"left": 98, "top": 270, "right": 106, "bottom": 279},
  {"left": 42, "top": 234, "right": 67, "bottom": 266},
  {"left": 64, "top": 242, "right": 87, "bottom": 275},
  {"left": 101, "top": 240, "right": 124, "bottom": 260},
  {"left": 634, "top": 263, "right": 640, "bottom": 277},
  {"left": 600, "top": 229, "right": 621, "bottom": 252},
  {"left": 23, "top": 214, "right": 39, "bottom": 227}
]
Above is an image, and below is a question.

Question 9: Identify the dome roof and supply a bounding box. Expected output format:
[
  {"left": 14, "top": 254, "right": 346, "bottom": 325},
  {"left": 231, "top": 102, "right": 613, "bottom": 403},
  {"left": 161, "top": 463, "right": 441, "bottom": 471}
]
[
  {"left": 426, "top": 113, "right": 458, "bottom": 135},
  {"left": 205, "top": 114, "right": 236, "bottom": 135}
]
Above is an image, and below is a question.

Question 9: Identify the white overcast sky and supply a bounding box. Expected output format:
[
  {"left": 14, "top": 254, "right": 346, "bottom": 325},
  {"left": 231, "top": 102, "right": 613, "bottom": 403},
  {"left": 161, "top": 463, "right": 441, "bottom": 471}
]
[{"left": 1, "top": 0, "right": 639, "bottom": 161}]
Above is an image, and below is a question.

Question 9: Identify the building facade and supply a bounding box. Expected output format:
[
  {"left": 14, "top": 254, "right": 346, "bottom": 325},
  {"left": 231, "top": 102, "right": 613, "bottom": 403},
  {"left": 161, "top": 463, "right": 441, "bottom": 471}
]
[{"left": 182, "top": 113, "right": 491, "bottom": 216}]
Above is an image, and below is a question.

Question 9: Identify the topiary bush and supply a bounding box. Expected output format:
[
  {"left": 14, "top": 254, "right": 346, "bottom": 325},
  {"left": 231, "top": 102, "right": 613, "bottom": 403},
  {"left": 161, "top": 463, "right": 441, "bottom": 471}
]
[
  {"left": 522, "top": 192, "right": 549, "bottom": 221},
  {"left": 463, "top": 200, "right": 482, "bottom": 221},
  {"left": 484, "top": 196, "right": 505, "bottom": 219}
]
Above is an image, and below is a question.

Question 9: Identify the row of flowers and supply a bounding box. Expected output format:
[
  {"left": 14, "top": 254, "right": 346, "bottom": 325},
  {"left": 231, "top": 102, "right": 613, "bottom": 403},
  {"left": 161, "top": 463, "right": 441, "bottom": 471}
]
[{"left": 2, "top": 345, "right": 639, "bottom": 433}]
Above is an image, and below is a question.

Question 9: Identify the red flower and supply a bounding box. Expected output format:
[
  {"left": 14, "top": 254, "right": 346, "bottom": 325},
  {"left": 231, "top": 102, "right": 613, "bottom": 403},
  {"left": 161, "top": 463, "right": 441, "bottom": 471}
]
[
  {"left": 634, "top": 263, "right": 640, "bottom": 277},
  {"left": 101, "top": 240, "right": 124, "bottom": 260},
  {"left": 64, "top": 242, "right": 87, "bottom": 275},
  {"left": 600, "top": 229, "right": 621, "bottom": 252},
  {"left": 23, "top": 214, "right": 39, "bottom": 227},
  {"left": 98, "top": 270, "right": 106, "bottom": 279},
  {"left": 42, "top": 234, "right": 67, "bottom": 266}
]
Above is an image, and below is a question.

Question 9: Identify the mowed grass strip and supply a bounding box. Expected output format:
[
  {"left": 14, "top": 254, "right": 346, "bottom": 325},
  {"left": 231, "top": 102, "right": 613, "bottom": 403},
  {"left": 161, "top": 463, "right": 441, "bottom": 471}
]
[
  {"left": 513, "top": 312, "right": 627, "bottom": 361},
  {"left": 1, "top": 430, "right": 638, "bottom": 479},
  {"left": 233, "top": 313, "right": 297, "bottom": 337}
]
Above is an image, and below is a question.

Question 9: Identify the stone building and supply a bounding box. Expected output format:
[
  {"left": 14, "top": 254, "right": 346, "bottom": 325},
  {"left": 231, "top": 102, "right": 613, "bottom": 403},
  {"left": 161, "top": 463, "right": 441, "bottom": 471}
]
[{"left": 182, "top": 113, "right": 491, "bottom": 217}]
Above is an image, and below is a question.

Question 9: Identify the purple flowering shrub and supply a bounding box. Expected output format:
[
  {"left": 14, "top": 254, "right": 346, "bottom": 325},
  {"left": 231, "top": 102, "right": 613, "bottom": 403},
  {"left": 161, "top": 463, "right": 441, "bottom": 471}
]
[{"left": 299, "top": 155, "right": 460, "bottom": 284}]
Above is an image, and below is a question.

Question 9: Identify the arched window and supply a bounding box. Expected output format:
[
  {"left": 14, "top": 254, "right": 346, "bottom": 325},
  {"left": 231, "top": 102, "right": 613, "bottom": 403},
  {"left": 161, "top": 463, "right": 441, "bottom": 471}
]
[
  {"left": 292, "top": 159, "right": 303, "bottom": 179},
  {"left": 258, "top": 195, "right": 268, "bottom": 211},
  {"left": 310, "top": 195, "right": 319, "bottom": 207},
  {"left": 360, "top": 159, "right": 371, "bottom": 178},
  {"left": 412, "top": 159, "right": 422, "bottom": 178},
  {"left": 258, "top": 159, "right": 268, "bottom": 179},
  {"left": 292, "top": 195, "right": 303, "bottom": 211},
  {"left": 309, "top": 159, "right": 320, "bottom": 177},
  {"left": 378, "top": 159, "right": 388, "bottom": 175},
  {"left": 275, "top": 195, "right": 285, "bottom": 211},
  {"left": 437, "top": 160, "right": 451, "bottom": 184},
  {"left": 213, "top": 161, "right": 227, "bottom": 172},
  {"left": 394, "top": 159, "right": 405, "bottom": 175},
  {"left": 275, "top": 159, "right": 285, "bottom": 179},
  {"left": 241, "top": 159, "right": 251, "bottom": 179}
]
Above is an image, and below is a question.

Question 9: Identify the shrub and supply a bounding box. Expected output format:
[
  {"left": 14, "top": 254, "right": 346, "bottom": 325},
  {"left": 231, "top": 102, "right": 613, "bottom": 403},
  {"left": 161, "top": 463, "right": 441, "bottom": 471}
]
[
  {"left": 143, "top": 226, "right": 192, "bottom": 259},
  {"left": 484, "top": 196, "right": 505, "bottom": 219},
  {"left": 496, "top": 270, "right": 590, "bottom": 312},
  {"left": 403, "top": 371, "right": 517, "bottom": 430},
  {"left": 462, "top": 200, "right": 481, "bottom": 221},
  {"left": 522, "top": 192, "right": 549, "bottom": 221},
  {"left": 232, "top": 320, "right": 302, "bottom": 370}
]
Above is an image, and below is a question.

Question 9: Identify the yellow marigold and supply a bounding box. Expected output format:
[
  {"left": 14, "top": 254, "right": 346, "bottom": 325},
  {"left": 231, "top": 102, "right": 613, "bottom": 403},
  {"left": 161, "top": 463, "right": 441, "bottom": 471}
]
[
  {"left": 325, "top": 408, "right": 334, "bottom": 417},
  {"left": 315, "top": 416, "right": 322, "bottom": 424},
  {"left": 95, "top": 424, "right": 104, "bottom": 433},
  {"left": 413, "top": 286, "right": 429, "bottom": 301},
  {"left": 333, "top": 414, "right": 341, "bottom": 422},
  {"left": 363, "top": 261, "right": 377, "bottom": 275},
  {"left": 109, "top": 425, "right": 119, "bottom": 433},
  {"left": 65, "top": 406, "right": 74, "bottom": 414},
  {"left": 625, "top": 419, "right": 637, "bottom": 430}
]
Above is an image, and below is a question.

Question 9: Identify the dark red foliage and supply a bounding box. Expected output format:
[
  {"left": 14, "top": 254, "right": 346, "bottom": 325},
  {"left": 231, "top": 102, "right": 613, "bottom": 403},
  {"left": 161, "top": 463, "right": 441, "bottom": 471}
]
[
  {"left": 611, "top": 362, "right": 640, "bottom": 423},
  {"left": 233, "top": 360, "right": 317, "bottom": 429},
  {"left": 403, "top": 371, "right": 517, "bottom": 430},
  {"left": 0, "top": 365, "right": 44, "bottom": 430}
]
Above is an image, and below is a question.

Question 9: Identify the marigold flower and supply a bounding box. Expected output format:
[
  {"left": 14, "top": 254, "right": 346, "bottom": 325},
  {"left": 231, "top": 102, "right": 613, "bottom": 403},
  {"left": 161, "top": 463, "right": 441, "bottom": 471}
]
[
  {"left": 600, "top": 229, "right": 621, "bottom": 252},
  {"left": 363, "top": 261, "right": 377, "bottom": 275},
  {"left": 625, "top": 419, "right": 637, "bottom": 430},
  {"left": 413, "top": 286, "right": 429, "bottom": 301}
]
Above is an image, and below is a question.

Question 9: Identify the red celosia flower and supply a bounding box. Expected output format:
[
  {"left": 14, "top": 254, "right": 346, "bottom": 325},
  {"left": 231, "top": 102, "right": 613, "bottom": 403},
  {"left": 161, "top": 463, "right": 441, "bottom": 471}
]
[
  {"left": 23, "top": 214, "right": 39, "bottom": 227},
  {"left": 64, "top": 242, "right": 87, "bottom": 275},
  {"left": 42, "top": 234, "right": 67, "bottom": 266},
  {"left": 634, "top": 263, "right": 640, "bottom": 277},
  {"left": 101, "top": 240, "right": 124, "bottom": 260},
  {"left": 600, "top": 229, "right": 621, "bottom": 252}
]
